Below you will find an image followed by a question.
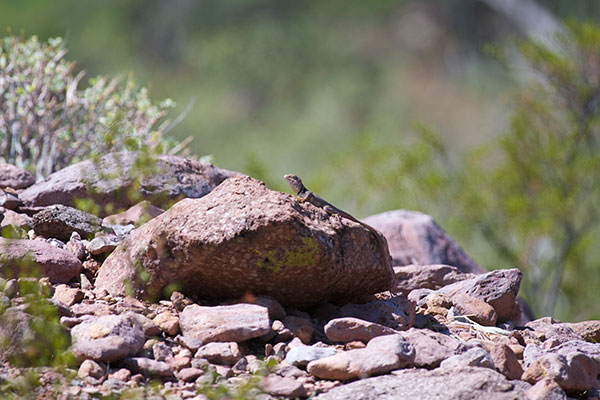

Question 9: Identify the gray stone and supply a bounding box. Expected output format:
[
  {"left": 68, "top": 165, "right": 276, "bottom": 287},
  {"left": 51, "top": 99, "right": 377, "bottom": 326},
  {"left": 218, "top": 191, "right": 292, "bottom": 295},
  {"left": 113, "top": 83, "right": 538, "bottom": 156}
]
[
  {"left": 315, "top": 366, "right": 527, "bottom": 400},
  {"left": 179, "top": 303, "right": 271, "bottom": 345},
  {"left": 20, "top": 151, "right": 240, "bottom": 217},
  {"left": 284, "top": 344, "right": 338, "bottom": 368},
  {"left": 439, "top": 347, "right": 494, "bottom": 370},
  {"left": 338, "top": 296, "right": 414, "bottom": 331},
  {"left": 32, "top": 205, "right": 102, "bottom": 241},
  {"left": 307, "top": 334, "right": 415, "bottom": 380},
  {"left": 121, "top": 357, "right": 173, "bottom": 378},
  {"left": 86, "top": 235, "right": 121, "bottom": 255},
  {"left": 194, "top": 342, "right": 242, "bottom": 366},
  {"left": 70, "top": 313, "right": 145, "bottom": 362},
  {"left": 401, "top": 328, "right": 470, "bottom": 368}
]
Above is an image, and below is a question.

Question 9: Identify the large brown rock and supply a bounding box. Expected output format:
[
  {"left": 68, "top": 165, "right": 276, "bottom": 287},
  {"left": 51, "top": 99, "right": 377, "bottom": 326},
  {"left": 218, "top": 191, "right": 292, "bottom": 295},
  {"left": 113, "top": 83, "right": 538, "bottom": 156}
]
[
  {"left": 19, "top": 152, "right": 239, "bottom": 217},
  {"left": 0, "top": 238, "right": 82, "bottom": 283},
  {"left": 0, "top": 163, "right": 35, "bottom": 190},
  {"left": 95, "top": 176, "right": 394, "bottom": 308},
  {"left": 363, "top": 210, "right": 485, "bottom": 273}
]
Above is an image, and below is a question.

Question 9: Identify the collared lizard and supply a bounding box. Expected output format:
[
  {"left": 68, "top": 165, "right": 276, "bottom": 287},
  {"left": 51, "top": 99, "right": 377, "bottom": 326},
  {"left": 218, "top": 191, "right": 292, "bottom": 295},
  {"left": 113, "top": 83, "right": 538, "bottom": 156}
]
[{"left": 283, "top": 174, "right": 389, "bottom": 255}]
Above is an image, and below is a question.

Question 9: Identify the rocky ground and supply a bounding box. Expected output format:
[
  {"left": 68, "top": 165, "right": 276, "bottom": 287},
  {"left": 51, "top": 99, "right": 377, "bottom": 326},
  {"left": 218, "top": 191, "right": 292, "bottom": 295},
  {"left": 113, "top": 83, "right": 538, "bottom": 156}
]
[{"left": 0, "top": 151, "right": 598, "bottom": 399}]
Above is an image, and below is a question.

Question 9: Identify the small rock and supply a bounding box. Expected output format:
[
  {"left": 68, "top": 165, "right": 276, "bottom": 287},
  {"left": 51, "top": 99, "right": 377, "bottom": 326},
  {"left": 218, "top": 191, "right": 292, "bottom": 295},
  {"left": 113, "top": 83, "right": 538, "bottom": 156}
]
[
  {"left": 472, "top": 340, "right": 523, "bottom": 380},
  {"left": 78, "top": 359, "right": 105, "bottom": 379},
  {"left": 324, "top": 317, "right": 398, "bottom": 344},
  {"left": 440, "top": 347, "right": 494, "bottom": 370},
  {"left": 60, "top": 316, "right": 83, "bottom": 329},
  {"left": 70, "top": 302, "right": 111, "bottom": 317},
  {"left": 232, "top": 357, "right": 249, "bottom": 374},
  {"left": 103, "top": 200, "right": 164, "bottom": 227},
  {"left": 525, "top": 318, "right": 583, "bottom": 344},
  {"left": 179, "top": 303, "right": 271, "bottom": 345},
  {"left": 152, "top": 342, "right": 174, "bottom": 362},
  {"left": 526, "top": 378, "right": 567, "bottom": 400},
  {"left": 194, "top": 342, "right": 242, "bottom": 366},
  {"left": 307, "top": 334, "right": 415, "bottom": 381},
  {"left": 3, "top": 279, "right": 18, "bottom": 298},
  {"left": 392, "top": 264, "right": 475, "bottom": 295},
  {"left": 214, "top": 365, "right": 233, "bottom": 378},
  {"left": 86, "top": 235, "right": 120, "bottom": 255},
  {"left": 450, "top": 293, "right": 497, "bottom": 326},
  {"left": 522, "top": 352, "right": 598, "bottom": 393},
  {"left": 121, "top": 357, "right": 173, "bottom": 378},
  {"left": 52, "top": 284, "right": 84, "bottom": 307},
  {"left": 568, "top": 320, "right": 600, "bottom": 343},
  {"left": 127, "top": 312, "right": 161, "bottom": 337},
  {"left": 32, "top": 204, "right": 102, "bottom": 241},
  {"left": 251, "top": 296, "right": 286, "bottom": 321},
  {"left": 338, "top": 296, "right": 414, "bottom": 331},
  {"left": 109, "top": 368, "right": 131, "bottom": 382},
  {"left": 401, "top": 328, "right": 470, "bottom": 368},
  {"left": 168, "top": 354, "right": 191, "bottom": 371},
  {"left": 111, "top": 224, "right": 135, "bottom": 236},
  {"left": 66, "top": 232, "right": 87, "bottom": 260},
  {"left": 1, "top": 209, "right": 33, "bottom": 231},
  {"left": 315, "top": 366, "right": 527, "bottom": 399},
  {"left": 177, "top": 367, "right": 205, "bottom": 383},
  {"left": 345, "top": 341, "right": 367, "bottom": 350},
  {"left": 170, "top": 291, "right": 193, "bottom": 312},
  {"left": 436, "top": 268, "right": 522, "bottom": 323},
  {"left": 283, "top": 316, "right": 314, "bottom": 344},
  {"left": 153, "top": 311, "right": 179, "bottom": 336},
  {"left": 284, "top": 344, "right": 338, "bottom": 368},
  {"left": 70, "top": 314, "right": 145, "bottom": 362},
  {"left": 273, "top": 342, "right": 287, "bottom": 359},
  {"left": 0, "top": 190, "right": 22, "bottom": 210},
  {"left": 261, "top": 374, "right": 309, "bottom": 398},
  {"left": 0, "top": 163, "right": 35, "bottom": 189}
]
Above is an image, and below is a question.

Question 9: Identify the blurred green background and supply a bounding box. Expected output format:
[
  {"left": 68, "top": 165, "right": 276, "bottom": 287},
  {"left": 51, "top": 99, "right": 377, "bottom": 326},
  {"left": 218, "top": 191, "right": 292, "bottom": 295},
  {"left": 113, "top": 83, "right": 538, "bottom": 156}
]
[{"left": 2, "top": 0, "right": 600, "bottom": 322}]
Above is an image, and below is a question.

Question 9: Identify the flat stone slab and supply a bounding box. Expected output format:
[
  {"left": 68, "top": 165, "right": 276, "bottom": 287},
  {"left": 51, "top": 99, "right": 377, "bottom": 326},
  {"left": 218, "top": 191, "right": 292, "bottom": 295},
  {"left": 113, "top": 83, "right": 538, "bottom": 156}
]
[{"left": 179, "top": 303, "right": 271, "bottom": 345}]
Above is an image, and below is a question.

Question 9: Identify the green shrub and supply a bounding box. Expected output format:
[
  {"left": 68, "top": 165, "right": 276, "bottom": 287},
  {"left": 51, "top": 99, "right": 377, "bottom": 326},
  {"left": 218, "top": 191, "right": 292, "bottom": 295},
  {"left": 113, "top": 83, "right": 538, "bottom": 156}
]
[{"left": 0, "top": 35, "right": 177, "bottom": 179}]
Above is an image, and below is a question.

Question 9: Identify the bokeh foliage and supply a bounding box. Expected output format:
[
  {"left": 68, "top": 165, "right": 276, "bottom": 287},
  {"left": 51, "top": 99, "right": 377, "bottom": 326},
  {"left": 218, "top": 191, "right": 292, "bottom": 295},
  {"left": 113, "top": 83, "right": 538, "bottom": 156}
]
[{"left": 328, "top": 22, "right": 600, "bottom": 321}]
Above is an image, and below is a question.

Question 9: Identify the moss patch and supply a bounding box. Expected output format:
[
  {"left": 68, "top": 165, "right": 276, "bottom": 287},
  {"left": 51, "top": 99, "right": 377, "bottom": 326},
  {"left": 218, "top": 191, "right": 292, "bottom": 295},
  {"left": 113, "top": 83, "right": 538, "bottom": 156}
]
[{"left": 255, "top": 236, "right": 320, "bottom": 273}]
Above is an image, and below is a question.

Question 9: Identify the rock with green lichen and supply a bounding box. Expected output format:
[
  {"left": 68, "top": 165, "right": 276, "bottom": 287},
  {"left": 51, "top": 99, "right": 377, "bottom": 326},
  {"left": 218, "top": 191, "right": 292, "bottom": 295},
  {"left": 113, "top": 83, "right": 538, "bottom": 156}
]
[{"left": 95, "top": 175, "right": 394, "bottom": 308}]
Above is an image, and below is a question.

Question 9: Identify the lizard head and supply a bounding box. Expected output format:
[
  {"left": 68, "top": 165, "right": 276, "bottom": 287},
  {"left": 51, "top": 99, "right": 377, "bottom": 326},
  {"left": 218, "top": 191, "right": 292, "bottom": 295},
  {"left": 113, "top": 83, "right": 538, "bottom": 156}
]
[{"left": 283, "top": 174, "right": 305, "bottom": 194}]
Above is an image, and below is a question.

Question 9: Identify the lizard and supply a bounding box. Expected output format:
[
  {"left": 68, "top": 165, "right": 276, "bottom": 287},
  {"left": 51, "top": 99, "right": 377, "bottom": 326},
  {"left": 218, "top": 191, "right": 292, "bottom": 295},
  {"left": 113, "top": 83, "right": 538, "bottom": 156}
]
[{"left": 283, "top": 174, "right": 389, "bottom": 255}]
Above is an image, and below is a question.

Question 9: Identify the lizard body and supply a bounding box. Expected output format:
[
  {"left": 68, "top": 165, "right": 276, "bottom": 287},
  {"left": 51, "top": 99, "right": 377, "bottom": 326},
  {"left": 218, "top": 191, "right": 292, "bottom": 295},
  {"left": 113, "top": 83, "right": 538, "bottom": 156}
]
[{"left": 284, "top": 174, "right": 389, "bottom": 255}]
